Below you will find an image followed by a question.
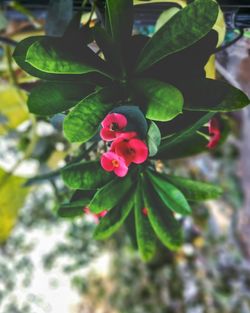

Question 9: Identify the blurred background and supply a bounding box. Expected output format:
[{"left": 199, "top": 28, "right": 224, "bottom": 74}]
[{"left": 0, "top": 1, "right": 250, "bottom": 312}]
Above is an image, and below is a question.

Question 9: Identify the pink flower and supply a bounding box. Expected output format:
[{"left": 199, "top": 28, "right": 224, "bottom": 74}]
[
  {"left": 100, "top": 151, "right": 128, "bottom": 177},
  {"left": 110, "top": 133, "right": 148, "bottom": 166},
  {"left": 207, "top": 118, "right": 221, "bottom": 149},
  {"left": 100, "top": 113, "right": 127, "bottom": 141}
]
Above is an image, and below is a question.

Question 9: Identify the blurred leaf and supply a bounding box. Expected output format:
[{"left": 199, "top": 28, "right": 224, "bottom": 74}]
[
  {"left": 45, "top": 0, "right": 73, "bottom": 36},
  {"left": 142, "top": 175, "right": 183, "bottom": 250},
  {"left": 93, "top": 192, "right": 134, "bottom": 240},
  {"left": 0, "top": 10, "right": 7, "bottom": 31},
  {"left": 63, "top": 88, "right": 114, "bottom": 143},
  {"left": 147, "top": 170, "right": 191, "bottom": 215},
  {"left": 135, "top": 181, "right": 157, "bottom": 261},
  {"left": 89, "top": 174, "right": 134, "bottom": 213},
  {"left": 166, "top": 175, "right": 223, "bottom": 201},
  {"left": 135, "top": 79, "right": 183, "bottom": 122},
  {"left": 147, "top": 122, "right": 161, "bottom": 156},
  {"left": 62, "top": 161, "right": 112, "bottom": 190},
  {"left": 184, "top": 79, "right": 250, "bottom": 112},
  {"left": 136, "top": 0, "right": 218, "bottom": 72},
  {"left": 0, "top": 86, "right": 28, "bottom": 135},
  {"left": 0, "top": 168, "right": 29, "bottom": 243},
  {"left": 28, "top": 82, "right": 93, "bottom": 116}
]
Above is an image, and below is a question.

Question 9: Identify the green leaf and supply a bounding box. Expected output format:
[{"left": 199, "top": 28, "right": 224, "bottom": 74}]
[
  {"left": 89, "top": 174, "right": 134, "bottom": 214},
  {"left": 146, "top": 170, "right": 191, "bottom": 215},
  {"left": 61, "top": 161, "right": 112, "bottom": 190},
  {"left": 63, "top": 88, "right": 114, "bottom": 143},
  {"left": 106, "top": 0, "right": 133, "bottom": 44},
  {"left": 158, "top": 112, "right": 214, "bottom": 155},
  {"left": 147, "top": 122, "right": 161, "bottom": 156},
  {"left": 166, "top": 176, "right": 223, "bottom": 201},
  {"left": 28, "top": 82, "right": 93, "bottom": 116},
  {"left": 135, "top": 181, "right": 157, "bottom": 261},
  {"left": 94, "top": 26, "right": 122, "bottom": 78},
  {"left": 125, "top": 211, "right": 138, "bottom": 249},
  {"left": 135, "top": 79, "right": 183, "bottom": 122},
  {"left": 0, "top": 10, "right": 8, "bottom": 31},
  {"left": 155, "top": 7, "right": 181, "bottom": 32},
  {"left": 136, "top": 0, "right": 219, "bottom": 72},
  {"left": 184, "top": 79, "right": 250, "bottom": 112},
  {"left": 25, "top": 37, "right": 111, "bottom": 77},
  {"left": 13, "top": 36, "right": 61, "bottom": 80},
  {"left": 57, "top": 190, "right": 95, "bottom": 218},
  {"left": 142, "top": 176, "right": 183, "bottom": 250},
  {"left": 93, "top": 193, "right": 134, "bottom": 240},
  {"left": 156, "top": 115, "right": 231, "bottom": 159}
]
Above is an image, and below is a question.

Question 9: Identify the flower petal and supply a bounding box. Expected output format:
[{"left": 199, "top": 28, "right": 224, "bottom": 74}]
[
  {"left": 100, "top": 152, "right": 115, "bottom": 171},
  {"left": 100, "top": 128, "right": 117, "bottom": 141},
  {"left": 101, "top": 113, "right": 127, "bottom": 129},
  {"left": 129, "top": 139, "right": 148, "bottom": 164},
  {"left": 114, "top": 159, "right": 128, "bottom": 177}
]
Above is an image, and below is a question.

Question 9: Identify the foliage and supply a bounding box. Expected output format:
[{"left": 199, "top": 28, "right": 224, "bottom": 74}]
[{"left": 11, "top": 0, "right": 250, "bottom": 260}]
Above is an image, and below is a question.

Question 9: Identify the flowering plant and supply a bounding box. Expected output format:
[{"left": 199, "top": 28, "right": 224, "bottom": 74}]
[{"left": 13, "top": 0, "right": 250, "bottom": 260}]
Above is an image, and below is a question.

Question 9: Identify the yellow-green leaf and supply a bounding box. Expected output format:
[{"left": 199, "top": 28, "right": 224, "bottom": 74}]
[
  {"left": 0, "top": 168, "right": 29, "bottom": 243},
  {"left": 0, "top": 86, "right": 28, "bottom": 135}
]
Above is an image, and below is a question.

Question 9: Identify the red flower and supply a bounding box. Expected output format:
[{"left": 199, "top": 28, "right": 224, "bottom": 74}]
[
  {"left": 207, "top": 118, "right": 221, "bottom": 149},
  {"left": 142, "top": 208, "right": 148, "bottom": 216},
  {"left": 83, "top": 207, "right": 108, "bottom": 223},
  {"left": 111, "top": 133, "right": 148, "bottom": 166},
  {"left": 100, "top": 113, "right": 127, "bottom": 141},
  {"left": 100, "top": 151, "right": 128, "bottom": 177}
]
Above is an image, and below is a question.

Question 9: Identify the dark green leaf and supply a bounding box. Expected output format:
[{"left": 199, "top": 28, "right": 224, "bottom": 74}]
[
  {"left": 106, "top": 0, "right": 133, "bottom": 44},
  {"left": 94, "top": 26, "right": 122, "bottom": 78},
  {"left": 45, "top": 0, "right": 73, "bottom": 36},
  {"left": 146, "top": 170, "right": 191, "bottom": 215},
  {"left": 158, "top": 112, "right": 214, "bottom": 155},
  {"left": 142, "top": 176, "right": 183, "bottom": 250},
  {"left": 184, "top": 79, "right": 250, "bottom": 112},
  {"left": 93, "top": 193, "right": 134, "bottom": 240},
  {"left": 28, "top": 82, "right": 94, "bottom": 116},
  {"left": 25, "top": 37, "right": 111, "bottom": 77},
  {"left": 89, "top": 174, "right": 134, "bottom": 213},
  {"left": 156, "top": 115, "right": 231, "bottom": 159},
  {"left": 135, "top": 181, "right": 157, "bottom": 261},
  {"left": 63, "top": 88, "right": 114, "bottom": 143},
  {"left": 166, "top": 176, "right": 223, "bottom": 201},
  {"left": 136, "top": 0, "right": 219, "bottom": 72},
  {"left": 58, "top": 190, "right": 95, "bottom": 218},
  {"left": 61, "top": 161, "right": 112, "bottom": 190},
  {"left": 112, "top": 105, "right": 148, "bottom": 139},
  {"left": 13, "top": 36, "right": 60, "bottom": 80},
  {"left": 147, "top": 122, "right": 161, "bottom": 156},
  {"left": 135, "top": 79, "right": 183, "bottom": 121},
  {"left": 125, "top": 211, "right": 138, "bottom": 249}
]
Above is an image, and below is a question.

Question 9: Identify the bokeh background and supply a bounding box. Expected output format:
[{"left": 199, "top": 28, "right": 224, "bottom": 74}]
[{"left": 1, "top": 1, "right": 250, "bottom": 312}]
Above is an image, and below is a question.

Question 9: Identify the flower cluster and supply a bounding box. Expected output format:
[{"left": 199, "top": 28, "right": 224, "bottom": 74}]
[{"left": 100, "top": 113, "right": 148, "bottom": 177}]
